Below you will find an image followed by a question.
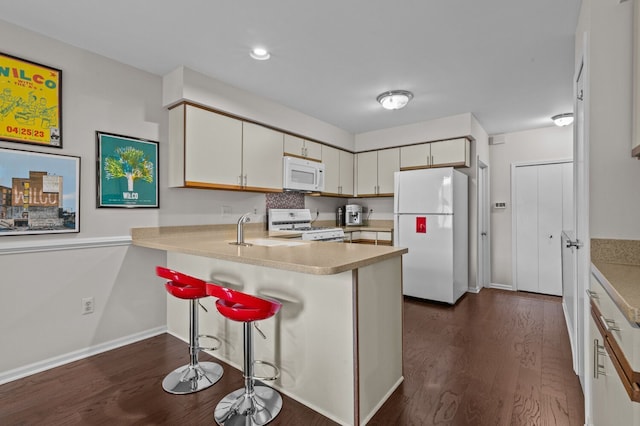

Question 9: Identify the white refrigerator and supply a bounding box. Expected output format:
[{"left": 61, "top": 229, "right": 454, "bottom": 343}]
[{"left": 393, "top": 168, "right": 468, "bottom": 304}]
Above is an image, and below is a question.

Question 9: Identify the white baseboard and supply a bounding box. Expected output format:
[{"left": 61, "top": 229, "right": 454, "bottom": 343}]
[
  {"left": 488, "top": 283, "right": 514, "bottom": 291},
  {"left": 0, "top": 326, "right": 167, "bottom": 385},
  {"left": 467, "top": 286, "right": 481, "bottom": 294}
]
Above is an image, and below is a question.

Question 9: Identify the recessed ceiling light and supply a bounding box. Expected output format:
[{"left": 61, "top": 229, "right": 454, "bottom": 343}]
[
  {"left": 250, "top": 47, "right": 271, "bottom": 61},
  {"left": 377, "top": 90, "right": 414, "bottom": 110},
  {"left": 551, "top": 113, "right": 574, "bottom": 127}
]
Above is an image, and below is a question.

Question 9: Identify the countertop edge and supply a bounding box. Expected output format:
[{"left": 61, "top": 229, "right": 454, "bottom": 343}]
[
  {"left": 591, "top": 262, "right": 640, "bottom": 324},
  {"left": 131, "top": 229, "right": 407, "bottom": 276}
]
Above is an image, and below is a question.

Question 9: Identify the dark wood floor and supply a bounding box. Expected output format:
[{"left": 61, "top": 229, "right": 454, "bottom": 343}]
[{"left": 0, "top": 289, "right": 583, "bottom": 425}]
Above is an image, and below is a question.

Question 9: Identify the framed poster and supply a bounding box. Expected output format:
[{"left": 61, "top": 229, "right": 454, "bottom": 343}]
[
  {"left": 0, "top": 147, "right": 79, "bottom": 236},
  {"left": 96, "top": 131, "right": 159, "bottom": 208},
  {"left": 0, "top": 53, "right": 62, "bottom": 148}
]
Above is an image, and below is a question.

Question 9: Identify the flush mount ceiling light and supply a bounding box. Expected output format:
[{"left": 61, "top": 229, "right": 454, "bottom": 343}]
[
  {"left": 250, "top": 47, "right": 271, "bottom": 61},
  {"left": 376, "top": 90, "right": 414, "bottom": 110},
  {"left": 552, "top": 113, "right": 574, "bottom": 127}
]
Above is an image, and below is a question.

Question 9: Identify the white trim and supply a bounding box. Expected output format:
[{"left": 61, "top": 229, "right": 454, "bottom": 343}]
[
  {"left": 360, "top": 376, "right": 404, "bottom": 426},
  {"left": 467, "top": 286, "right": 481, "bottom": 294},
  {"left": 563, "top": 300, "right": 578, "bottom": 373},
  {"left": 0, "top": 326, "right": 166, "bottom": 385},
  {"left": 0, "top": 235, "right": 132, "bottom": 255},
  {"left": 488, "top": 282, "right": 514, "bottom": 291}
]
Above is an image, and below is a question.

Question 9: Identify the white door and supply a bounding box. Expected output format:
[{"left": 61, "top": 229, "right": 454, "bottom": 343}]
[
  {"left": 514, "top": 161, "right": 572, "bottom": 296},
  {"left": 477, "top": 160, "right": 490, "bottom": 289},
  {"left": 515, "top": 165, "right": 540, "bottom": 292},
  {"left": 574, "top": 53, "right": 589, "bottom": 388},
  {"left": 396, "top": 214, "right": 453, "bottom": 303}
]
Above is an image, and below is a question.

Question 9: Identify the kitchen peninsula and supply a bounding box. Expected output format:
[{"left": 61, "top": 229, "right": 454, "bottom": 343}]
[{"left": 131, "top": 224, "right": 407, "bottom": 426}]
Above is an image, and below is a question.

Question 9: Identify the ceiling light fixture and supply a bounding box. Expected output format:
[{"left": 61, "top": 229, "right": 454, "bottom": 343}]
[
  {"left": 552, "top": 113, "right": 574, "bottom": 127},
  {"left": 377, "top": 90, "right": 414, "bottom": 110},
  {"left": 250, "top": 47, "right": 271, "bottom": 61}
]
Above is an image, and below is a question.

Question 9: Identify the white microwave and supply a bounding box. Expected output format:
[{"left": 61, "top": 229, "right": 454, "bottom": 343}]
[{"left": 283, "top": 156, "right": 325, "bottom": 192}]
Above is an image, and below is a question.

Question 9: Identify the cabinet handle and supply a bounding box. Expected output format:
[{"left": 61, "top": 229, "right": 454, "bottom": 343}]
[
  {"left": 593, "top": 338, "right": 607, "bottom": 379},
  {"left": 238, "top": 175, "right": 242, "bottom": 186},
  {"left": 243, "top": 174, "right": 247, "bottom": 187},
  {"left": 586, "top": 289, "right": 599, "bottom": 300},
  {"left": 599, "top": 315, "right": 621, "bottom": 333},
  {"left": 431, "top": 155, "right": 434, "bottom": 166}
]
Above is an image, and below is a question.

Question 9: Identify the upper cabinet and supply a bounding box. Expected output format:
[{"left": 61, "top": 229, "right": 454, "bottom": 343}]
[
  {"left": 400, "top": 138, "right": 470, "bottom": 170},
  {"left": 400, "top": 143, "right": 431, "bottom": 169},
  {"left": 356, "top": 148, "right": 399, "bottom": 197},
  {"left": 322, "top": 145, "right": 354, "bottom": 197},
  {"left": 284, "top": 134, "right": 322, "bottom": 161},
  {"left": 168, "top": 103, "right": 283, "bottom": 192},
  {"left": 168, "top": 102, "right": 471, "bottom": 196},
  {"left": 242, "top": 122, "right": 284, "bottom": 191}
]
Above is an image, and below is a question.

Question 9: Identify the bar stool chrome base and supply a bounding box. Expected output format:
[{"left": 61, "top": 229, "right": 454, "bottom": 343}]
[
  {"left": 163, "top": 361, "right": 223, "bottom": 395},
  {"left": 214, "top": 382, "right": 282, "bottom": 426}
]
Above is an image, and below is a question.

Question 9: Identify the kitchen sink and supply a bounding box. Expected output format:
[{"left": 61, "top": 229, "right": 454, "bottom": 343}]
[{"left": 245, "top": 238, "right": 308, "bottom": 247}]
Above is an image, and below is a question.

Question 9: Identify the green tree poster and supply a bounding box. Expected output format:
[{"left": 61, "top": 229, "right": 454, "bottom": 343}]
[{"left": 97, "top": 132, "right": 158, "bottom": 207}]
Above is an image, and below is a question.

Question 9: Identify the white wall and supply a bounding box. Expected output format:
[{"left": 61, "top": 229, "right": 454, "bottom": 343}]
[
  {"left": 489, "top": 125, "right": 573, "bottom": 287},
  {"left": 163, "top": 66, "right": 355, "bottom": 152},
  {"left": 577, "top": 0, "right": 640, "bottom": 239},
  {"left": 0, "top": 21, "right": 169, "bottom": 380}
]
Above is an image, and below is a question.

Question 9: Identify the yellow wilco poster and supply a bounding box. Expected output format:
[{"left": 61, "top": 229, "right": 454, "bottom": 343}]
[{"left": 0, "top": 53, "right": 62, "bottom": 147}]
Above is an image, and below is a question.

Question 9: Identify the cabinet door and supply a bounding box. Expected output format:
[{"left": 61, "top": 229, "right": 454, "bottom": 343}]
[
  {"left": 304, "top": 140, "right": 322, "bottom": 161},
  {"left": 339, "top": 150, "right": 354, "bottom": 196},
  {"left": 242, "top": 122, "right": 284, "bottom": 191},
  {"left": 284, "top": 134, "right": 305, "bottom": 157},
  {"left": 185, "top": 105, "right": 242, "bottom": 187},
  {"left": 430, "top": 138, "right": 470, "bottom": 167},
  {"left": 284, "top": 135, "right": 321, "bottom": 160},
  {"left": 377, "top": 148, "right": 400, "bottom": 195},
  {"left": 356, "top": 151, "right": 378, "bottom": 196},
  {"left": 321, "top": 145, "right": 340, "bottom": 194},
  {"left": 400, "top": 143, "right": 430, "bottom": 170}
]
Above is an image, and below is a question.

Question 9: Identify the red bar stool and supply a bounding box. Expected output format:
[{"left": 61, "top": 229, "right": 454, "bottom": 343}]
[
  {"left": 206, "top": 282, "right": 283, "bottom": 425},
  {"left": 156, "top": 266, "right": 223, "bottom": 394}
]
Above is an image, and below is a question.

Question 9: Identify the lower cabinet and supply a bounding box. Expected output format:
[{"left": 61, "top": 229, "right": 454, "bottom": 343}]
[
  {"left": 346, "top": 231, "right": 393, "bottom": 246},
  {"left": 587, "top": 273, "right": 640, "bottom": 425}
]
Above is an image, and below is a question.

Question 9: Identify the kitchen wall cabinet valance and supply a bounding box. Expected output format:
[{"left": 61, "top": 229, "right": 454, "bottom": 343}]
[
  {"left": 356, "top": 148, "right": 399, "bottom": 197},
  {"left": 168, "top": 103, "right": 283, "bottom": 192},
  {"left": 321, "top": 145, "right": 354, "bottom": 197},
  {"left": 284, "top": 134, "right": 322, "bottom": 161},
  {"left": 400, "top": 138, "right": 470, "bottom": 170}
]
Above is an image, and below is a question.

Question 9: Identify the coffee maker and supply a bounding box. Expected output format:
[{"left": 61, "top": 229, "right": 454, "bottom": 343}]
[{"left": 345, "top": 204, "right": 362, "bottom": 226}]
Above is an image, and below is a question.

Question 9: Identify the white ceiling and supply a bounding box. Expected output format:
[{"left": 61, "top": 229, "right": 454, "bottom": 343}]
[{"left": 2, "top": 0, "right": 581, "bottom": 135}]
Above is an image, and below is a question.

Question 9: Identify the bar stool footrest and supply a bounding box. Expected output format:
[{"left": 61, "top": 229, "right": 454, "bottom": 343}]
[
  {"left": 250, "top": 360, "right": 280, "bottom": 382},
  {"left": 198, "top": 334, "right": 222, "bottom": 351}
]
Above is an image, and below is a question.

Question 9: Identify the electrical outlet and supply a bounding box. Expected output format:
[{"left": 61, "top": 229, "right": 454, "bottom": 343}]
[{"left": 82, "top": 297, "right": 94, "bottom": 315}]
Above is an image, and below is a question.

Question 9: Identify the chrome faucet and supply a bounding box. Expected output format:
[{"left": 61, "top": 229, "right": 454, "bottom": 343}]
[{"left": 231, "top": 212, "right": 252, "bottom": 246}]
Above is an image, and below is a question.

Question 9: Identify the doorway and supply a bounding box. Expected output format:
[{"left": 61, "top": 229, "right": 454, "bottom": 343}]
[{"left": 512, "top": 160, "right": 573, "bottom": 296}]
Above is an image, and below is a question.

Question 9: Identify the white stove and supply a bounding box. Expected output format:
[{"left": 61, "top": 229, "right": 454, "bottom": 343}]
[{"left": 268, "top": 209, "right": 345, "bottom": 242}]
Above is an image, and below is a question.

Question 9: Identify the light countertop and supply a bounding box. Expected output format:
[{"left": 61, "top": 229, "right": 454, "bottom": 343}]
[
  {"left": 131, "top": 224, "right": 407, "bottom": 275},
  {"left": 591, "top": 238, "right": 640, "bottom": 324}
]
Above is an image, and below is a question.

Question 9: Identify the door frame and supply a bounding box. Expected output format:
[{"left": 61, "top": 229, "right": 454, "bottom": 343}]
[
  {"left": 477, "top": 159, "right": 490, "bottom": 290},
  {"left": 511, "top": 159, "right": 572, "bottom": 292}
]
